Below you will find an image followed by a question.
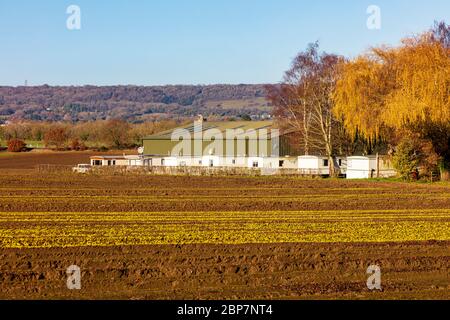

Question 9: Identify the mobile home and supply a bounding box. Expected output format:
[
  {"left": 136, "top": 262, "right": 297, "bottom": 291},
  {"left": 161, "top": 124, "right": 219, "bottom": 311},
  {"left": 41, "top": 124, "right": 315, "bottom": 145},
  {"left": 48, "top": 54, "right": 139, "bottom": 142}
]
[
  {"left": 90, "top": 156, "right": 129, "bottom": 167},
  {"left": 346, "top": 156, "right": 396, "bottom": 179},
  {"left": 298, "top": 156, "right": 330, "bottom": 175}
]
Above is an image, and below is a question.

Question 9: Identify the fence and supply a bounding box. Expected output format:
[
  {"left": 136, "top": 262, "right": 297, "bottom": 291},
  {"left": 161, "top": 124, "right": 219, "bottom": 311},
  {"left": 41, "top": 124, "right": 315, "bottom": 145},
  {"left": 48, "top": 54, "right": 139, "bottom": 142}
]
[
  {"left": 35, "top": 164, "right": 74, "bottom": 174},
  {"left": 88, "top": 165, "right": 312, "bottom": 177},
  {"left": 34, "top": 164, "right": 334, "bottom": 177}
]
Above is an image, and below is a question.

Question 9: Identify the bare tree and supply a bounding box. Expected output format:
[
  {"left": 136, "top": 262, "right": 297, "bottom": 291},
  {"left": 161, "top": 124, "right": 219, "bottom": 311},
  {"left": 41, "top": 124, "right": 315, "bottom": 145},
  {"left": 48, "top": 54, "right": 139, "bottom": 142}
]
[{"left": 266, "top": 42, "right": 343, "bottom": 175}]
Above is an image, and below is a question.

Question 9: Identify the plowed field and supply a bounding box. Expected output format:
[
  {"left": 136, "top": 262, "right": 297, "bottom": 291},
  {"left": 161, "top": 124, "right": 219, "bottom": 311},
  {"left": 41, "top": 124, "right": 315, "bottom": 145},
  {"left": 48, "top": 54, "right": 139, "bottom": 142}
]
[{"left": 0, "top": 169, "right": 449, "bottom": 299}]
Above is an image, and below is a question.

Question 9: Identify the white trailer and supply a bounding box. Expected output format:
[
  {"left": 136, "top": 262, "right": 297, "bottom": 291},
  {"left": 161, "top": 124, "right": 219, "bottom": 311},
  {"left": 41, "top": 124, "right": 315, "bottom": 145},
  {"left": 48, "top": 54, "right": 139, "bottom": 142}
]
[
  {"left": 298, "top": 156, "right": 330, "bottom": 175},
  {"left": 346, "top": 156, "right": 375, "bottom": 179},
  {"left": 346, "top": 156, "right": 397, "bottom": 179},
  {"left": 279, "top": 157, "right": 298, "bottom": 169}
]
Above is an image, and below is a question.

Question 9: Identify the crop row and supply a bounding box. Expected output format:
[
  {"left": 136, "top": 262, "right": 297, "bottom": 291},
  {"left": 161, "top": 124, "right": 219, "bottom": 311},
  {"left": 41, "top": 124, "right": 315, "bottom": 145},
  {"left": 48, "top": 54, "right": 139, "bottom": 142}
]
[
  {"left": 0, "top": 209, "right": 448, "bottom": 248},
  {"left": 1, "top": 193, "right": 448, "bottom": 202}
]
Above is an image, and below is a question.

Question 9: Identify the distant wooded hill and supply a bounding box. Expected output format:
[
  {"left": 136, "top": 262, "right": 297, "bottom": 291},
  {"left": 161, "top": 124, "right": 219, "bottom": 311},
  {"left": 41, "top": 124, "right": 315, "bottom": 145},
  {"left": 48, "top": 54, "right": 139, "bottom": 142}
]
[{"left": 0, "top": 84, "right": 272, "bottom": 123}]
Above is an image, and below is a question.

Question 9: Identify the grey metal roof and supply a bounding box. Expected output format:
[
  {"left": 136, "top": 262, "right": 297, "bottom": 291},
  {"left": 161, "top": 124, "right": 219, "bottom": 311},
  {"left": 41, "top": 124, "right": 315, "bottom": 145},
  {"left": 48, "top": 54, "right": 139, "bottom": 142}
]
[{"left": 143, "top": 121, "right": 283, "bottom": 140}]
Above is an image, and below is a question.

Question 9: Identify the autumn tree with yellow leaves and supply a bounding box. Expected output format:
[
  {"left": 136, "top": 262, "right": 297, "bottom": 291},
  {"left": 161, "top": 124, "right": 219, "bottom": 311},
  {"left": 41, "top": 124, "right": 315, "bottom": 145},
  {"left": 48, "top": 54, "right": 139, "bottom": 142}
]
[{"left": 333, "top": 22, "right": 450, "bottom": 179}]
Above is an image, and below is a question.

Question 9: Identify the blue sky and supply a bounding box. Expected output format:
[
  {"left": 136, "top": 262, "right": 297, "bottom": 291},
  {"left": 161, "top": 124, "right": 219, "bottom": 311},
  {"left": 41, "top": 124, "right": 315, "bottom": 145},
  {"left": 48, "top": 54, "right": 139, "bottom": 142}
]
[{"left": 0, "top": 0, "right": 449, "bottom": 86}]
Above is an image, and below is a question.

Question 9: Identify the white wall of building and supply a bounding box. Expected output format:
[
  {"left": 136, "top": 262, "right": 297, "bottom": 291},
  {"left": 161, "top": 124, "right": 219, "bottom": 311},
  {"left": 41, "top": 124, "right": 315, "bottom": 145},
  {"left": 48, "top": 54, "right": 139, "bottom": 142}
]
[
  {"left": 346, "top": 157, "right": 371, "bottom": 179},
  {"left": 263, "top": 157, "right": 279, "bottom": 169},
  {"left": 90, "top": 158, "right": 128, "bottom": 166},
  {"left": 222, "top": 157, "right": 247, "bottom": 167},
  {"left": 347, "top": 156, "right": 399, "bottom": 179},
  {"left": 176, "top": 156, "right": 202, "bottom": 167},
  {"left": 247, "top": 157, "right": 264, "bottom": 168},
  {"left": 280, "top": 157, "right": 298, "bottom": 169},
  {"left": 298, "top": 156, "right": 330, "bottom": 175},
  {"left": 161, "top": 157, "right": 178, "bottom": 167},
  {"left": 201, "top": 155, "right": 222, "bottom": 167},
  {"left": 147, "top": 157, "right": 162, "bottom": 166},
  {"left": 128, "top": 159, "right": 142, "bottom": 166},
  {"left": 336, "top": 157, "right": 347, "bottom": 174},
  {"left": 346, "top": 156, "right": 386, "bottom": 179}
]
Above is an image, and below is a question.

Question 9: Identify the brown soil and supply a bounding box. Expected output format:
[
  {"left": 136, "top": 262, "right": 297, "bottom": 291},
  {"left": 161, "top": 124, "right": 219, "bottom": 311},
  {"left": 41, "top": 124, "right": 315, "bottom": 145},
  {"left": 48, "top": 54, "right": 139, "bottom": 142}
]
[
  {"left": 0, "top": 150, "right": 135, "bottom": 169},
  {"left": 0, "top": 162, "right": 449, "bottom": 300},
  {"left": 0, "top": 172, "right": 449, "bottom": 212},
  {"left": 0, "top": 242, "right": 448, "bottom": 300}
]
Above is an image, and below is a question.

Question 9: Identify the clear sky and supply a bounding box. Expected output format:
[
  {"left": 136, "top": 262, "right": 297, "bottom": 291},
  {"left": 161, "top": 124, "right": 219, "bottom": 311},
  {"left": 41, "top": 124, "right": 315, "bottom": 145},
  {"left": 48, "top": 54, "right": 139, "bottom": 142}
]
[{"left": 0, "top": 0, "right": 449, "bottom": 86}]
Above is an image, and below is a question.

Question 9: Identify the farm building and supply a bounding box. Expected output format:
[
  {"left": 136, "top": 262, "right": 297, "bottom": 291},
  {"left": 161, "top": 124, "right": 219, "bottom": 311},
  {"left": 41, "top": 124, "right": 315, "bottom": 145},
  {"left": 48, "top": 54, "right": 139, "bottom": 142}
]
[
  {"left": 141, "top": 118, "right": 300, "bottom": 169},
  {"left": 90, "top": 155, "right": 128, "bottom": 167},
  {"left": 142, "top": 119, "right": 294, "bottom": 158},
  {"left": 90, "top": 155, "right": 152, "bottom": 167},
  {"left": 85, "top": 117, "right": 396, "bottom": 179},
  {"left": 346, "top": 155, "right": 396, "bottom": 179}
]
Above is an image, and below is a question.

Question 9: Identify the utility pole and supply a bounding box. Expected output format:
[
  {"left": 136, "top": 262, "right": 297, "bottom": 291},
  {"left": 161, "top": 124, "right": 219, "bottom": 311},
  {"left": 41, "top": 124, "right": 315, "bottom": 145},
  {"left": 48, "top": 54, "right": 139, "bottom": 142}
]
[{"left": 376, "top": 153, "right": 380, "bottom": 178}]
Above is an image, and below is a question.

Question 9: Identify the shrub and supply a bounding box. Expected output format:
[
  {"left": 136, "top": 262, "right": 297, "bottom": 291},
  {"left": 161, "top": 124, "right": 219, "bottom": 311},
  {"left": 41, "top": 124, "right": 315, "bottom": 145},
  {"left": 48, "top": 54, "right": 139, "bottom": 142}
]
[
  {"left": 392, "top": 136, "right": 439, "bottom": 180},
  {"left": 43, "top": 127, "right": 68, "bottom": 150},
  {"left": 7, "top": 139, "right": 26, "bottom": 152},
  {"left": 392, "top": 139, "right": 422, "bottom": 180},
  {"left": 101, "top": 120, "right": 131, "bottom": 149},
  {"left": 70, "top": 138, "right": 87, "bottom": 151}
]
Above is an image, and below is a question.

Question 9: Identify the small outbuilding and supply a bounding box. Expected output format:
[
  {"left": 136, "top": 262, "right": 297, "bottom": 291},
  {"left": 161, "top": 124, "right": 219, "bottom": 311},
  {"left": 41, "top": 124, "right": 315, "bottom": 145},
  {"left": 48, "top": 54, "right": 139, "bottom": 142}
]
[
  {"left": 90, "top": 155, "right": 129, "bottom": 167},
  {"left": 278, "top": 157, "right": 298, "bottom": 169},
  {"left": 346, "top": 155, "right": 396, "bottom": 179},
  {"left": 297, "top": 156, "right": 347, "bottom": 176},
  {"left": 90, "top": 155, "right": 152, "bottom": 167},
  {"left": 298, "top": 156, "right": 330, "bottom": 175}
]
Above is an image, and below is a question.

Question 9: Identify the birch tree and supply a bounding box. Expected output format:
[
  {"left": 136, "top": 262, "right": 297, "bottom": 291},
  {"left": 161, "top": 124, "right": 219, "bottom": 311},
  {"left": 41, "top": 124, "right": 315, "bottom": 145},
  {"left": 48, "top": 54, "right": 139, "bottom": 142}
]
[{"left": 266, "top": 42, "right": 344, "bottom": 175}]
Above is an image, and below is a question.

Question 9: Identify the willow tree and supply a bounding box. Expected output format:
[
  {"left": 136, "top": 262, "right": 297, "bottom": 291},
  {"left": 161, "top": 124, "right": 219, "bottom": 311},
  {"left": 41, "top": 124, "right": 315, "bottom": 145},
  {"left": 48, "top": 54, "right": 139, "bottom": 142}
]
[{"left": 333, "top": 22, "right": 450, "bottom": 178}]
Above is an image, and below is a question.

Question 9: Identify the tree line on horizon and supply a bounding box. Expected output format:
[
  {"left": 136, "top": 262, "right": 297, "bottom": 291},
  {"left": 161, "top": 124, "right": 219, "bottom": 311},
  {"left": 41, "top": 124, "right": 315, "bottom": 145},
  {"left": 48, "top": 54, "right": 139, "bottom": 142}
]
[
  {"left": 0, "top": 84, "right": 269, "bottom": 122},
  {"left": 0, "top": 119, "right": 182, "bottom": 152},
  {"left": 0, "top": 113, "right": 265, "bottom": 152},
  {"left": 266, "top": 21, "right": 450, "bottom": 180}
]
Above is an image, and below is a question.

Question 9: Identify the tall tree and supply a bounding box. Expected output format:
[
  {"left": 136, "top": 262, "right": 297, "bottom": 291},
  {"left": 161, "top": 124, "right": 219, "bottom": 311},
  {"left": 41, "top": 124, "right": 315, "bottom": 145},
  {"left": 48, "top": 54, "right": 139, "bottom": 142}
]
[
  {"left": 333, "top": 22, "right": 450, "bottom": 178},
  {"left": 266, "top": 42, "right": 344, "bottom": 175},
  {"left": 43, "top": 127, "right": 68, "bottom": 149},
  {"left": 102, "top": 120, "right": 131, "bottom": 149}
]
